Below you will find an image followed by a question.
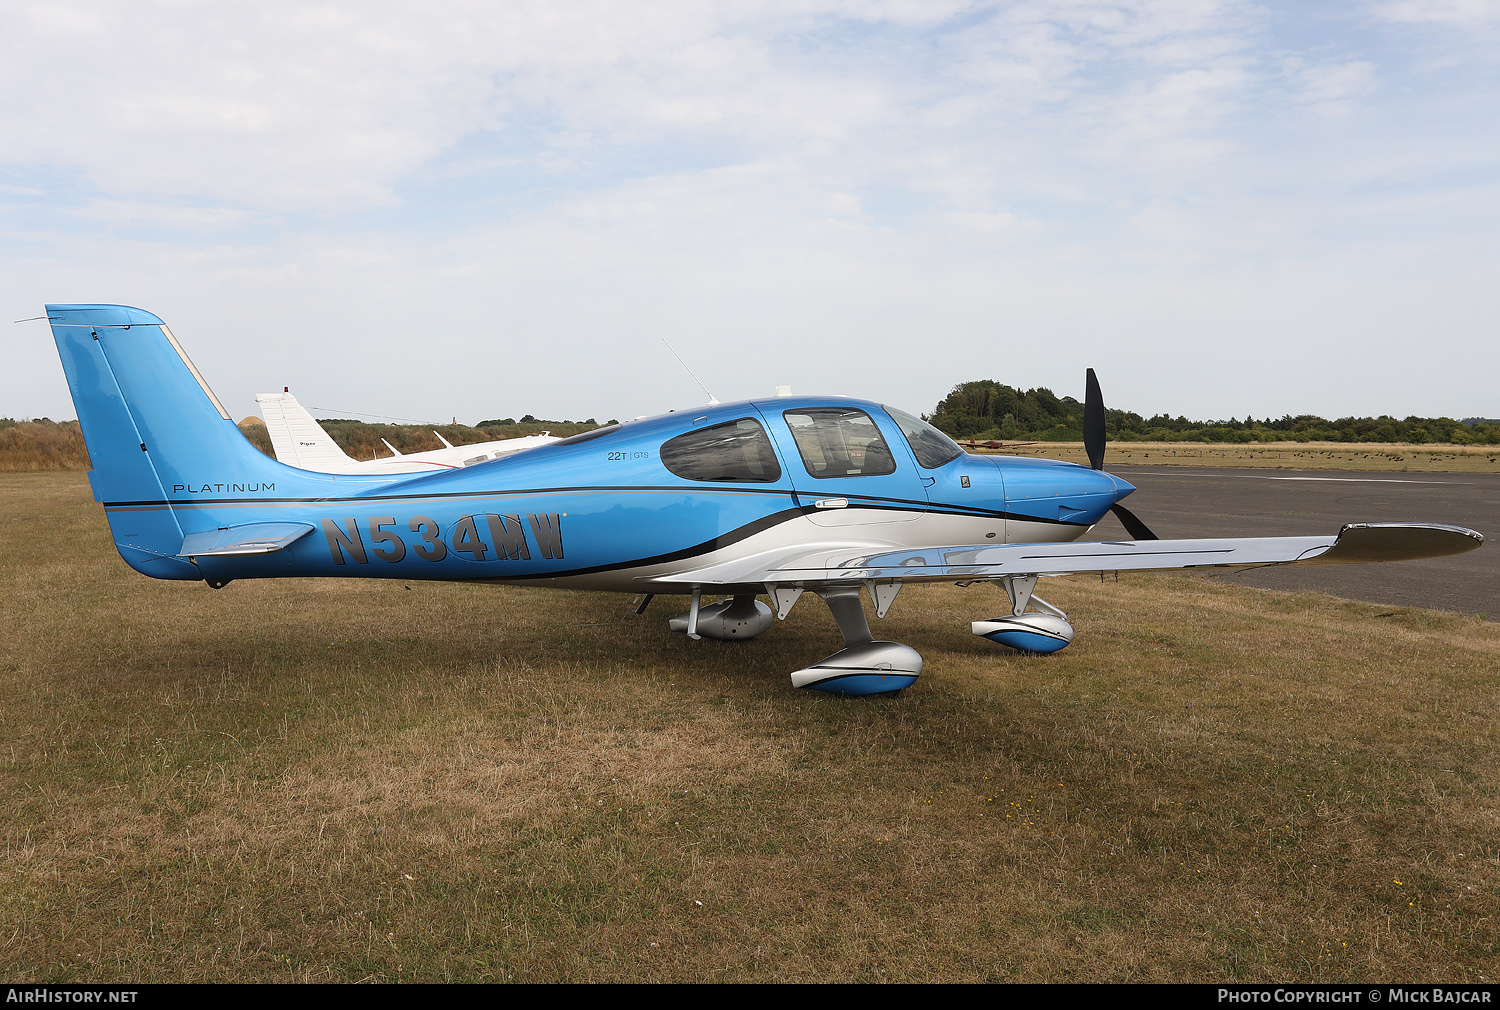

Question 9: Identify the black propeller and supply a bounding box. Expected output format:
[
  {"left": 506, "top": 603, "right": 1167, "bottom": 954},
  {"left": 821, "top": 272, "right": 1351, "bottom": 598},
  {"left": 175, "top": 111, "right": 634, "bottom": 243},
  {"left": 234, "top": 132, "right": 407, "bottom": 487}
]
[{"left": 1083, "top": 367, "right": 1160, "bottom": 541}]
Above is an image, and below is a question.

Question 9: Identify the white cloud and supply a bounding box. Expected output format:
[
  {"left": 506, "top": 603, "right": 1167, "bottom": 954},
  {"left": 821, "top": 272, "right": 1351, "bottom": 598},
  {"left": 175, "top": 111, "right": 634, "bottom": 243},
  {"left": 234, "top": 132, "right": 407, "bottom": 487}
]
[
  {"left": 0, "top": 1, "right": 913, "bottom": 209},
  {"left": 1376, "top": 0, "right": 1500, "bottom": 24},
  {"left": 2, "top": 1, "right": 1498, "bottom": 425},
  {"left": 69, "top": 200, "right": 254, "bottom": 228},
  {"left": 1286, "top": 59, "right": 1377, "bottom": 116},
  {"left": 0, "top": 1, "right": 1275, "bottom": 213}
]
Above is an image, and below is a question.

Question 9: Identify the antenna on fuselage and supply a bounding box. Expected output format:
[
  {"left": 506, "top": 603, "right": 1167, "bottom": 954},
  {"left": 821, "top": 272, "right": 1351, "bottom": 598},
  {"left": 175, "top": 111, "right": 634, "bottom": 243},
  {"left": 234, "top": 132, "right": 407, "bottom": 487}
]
[{"left": 662, "top": 339, "right": 720, "bottom": 406}]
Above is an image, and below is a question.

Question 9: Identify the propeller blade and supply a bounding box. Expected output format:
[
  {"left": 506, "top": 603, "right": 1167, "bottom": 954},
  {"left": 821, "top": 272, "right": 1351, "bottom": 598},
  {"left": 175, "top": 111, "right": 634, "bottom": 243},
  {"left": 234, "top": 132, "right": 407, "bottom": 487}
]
[
  {"left": 1083, "top": 367, "right": 1105, "bottom": 471},
  {"left": 1110, "top": 503, "right": 1160, "bottom": 541},
  {"left": 1086, "top": 368, "right": 1158, "bottom": 540}
]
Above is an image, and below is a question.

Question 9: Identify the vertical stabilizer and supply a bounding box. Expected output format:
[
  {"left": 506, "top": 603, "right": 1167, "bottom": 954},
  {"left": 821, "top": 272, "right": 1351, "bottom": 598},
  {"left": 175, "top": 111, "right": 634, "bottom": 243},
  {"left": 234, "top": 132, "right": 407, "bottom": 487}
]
[
  {"left": 46, "top": 304, "right": 371, "bottom": 580},
  {"left": 254, "top": 391, "right": 359, "bottom": 469},
  {"left": 47, "top": 305, "right": 196, "bottom": 578}
]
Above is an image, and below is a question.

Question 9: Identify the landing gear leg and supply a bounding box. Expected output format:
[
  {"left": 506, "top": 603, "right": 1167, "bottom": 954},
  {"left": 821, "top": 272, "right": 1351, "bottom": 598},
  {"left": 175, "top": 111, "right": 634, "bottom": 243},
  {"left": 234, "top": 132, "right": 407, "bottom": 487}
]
[{"left": 789, "top": 585, "right": 923, "bottom": 695}]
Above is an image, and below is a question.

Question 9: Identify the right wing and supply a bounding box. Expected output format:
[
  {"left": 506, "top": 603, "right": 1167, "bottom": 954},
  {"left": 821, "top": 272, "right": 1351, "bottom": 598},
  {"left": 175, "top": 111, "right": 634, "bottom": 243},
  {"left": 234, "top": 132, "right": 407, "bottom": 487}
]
[{"left": 650, "top": 522, "right": 1483, "bottom": 588}]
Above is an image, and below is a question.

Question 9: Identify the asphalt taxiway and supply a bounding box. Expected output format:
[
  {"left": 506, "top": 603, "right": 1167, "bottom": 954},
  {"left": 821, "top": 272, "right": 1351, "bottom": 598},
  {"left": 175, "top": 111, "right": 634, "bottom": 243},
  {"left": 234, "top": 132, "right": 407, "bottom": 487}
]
[{"left": 1083, "top": 465, "right": 1498, "bottom": 619}]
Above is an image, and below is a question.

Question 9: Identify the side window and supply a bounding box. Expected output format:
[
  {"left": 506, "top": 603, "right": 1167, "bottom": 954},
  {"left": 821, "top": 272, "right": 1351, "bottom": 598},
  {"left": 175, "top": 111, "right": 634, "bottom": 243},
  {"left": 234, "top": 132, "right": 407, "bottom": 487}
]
[
  {"left": 782, "top": 407, "right": 898, "bottom": 478},
  {"left": 884, "top": 405, "right": 964, "bottom": 468},
  {"left": 660, "top": 418, "right": 782, "bottom": 483}
]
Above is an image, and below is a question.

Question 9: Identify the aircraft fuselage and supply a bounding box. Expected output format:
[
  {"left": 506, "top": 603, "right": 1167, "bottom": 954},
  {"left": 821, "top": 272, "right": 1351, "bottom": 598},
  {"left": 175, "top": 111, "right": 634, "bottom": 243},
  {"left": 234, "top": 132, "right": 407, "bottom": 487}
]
[{"left": 152, "top": 396, "right": 1134, "bottom": 593}]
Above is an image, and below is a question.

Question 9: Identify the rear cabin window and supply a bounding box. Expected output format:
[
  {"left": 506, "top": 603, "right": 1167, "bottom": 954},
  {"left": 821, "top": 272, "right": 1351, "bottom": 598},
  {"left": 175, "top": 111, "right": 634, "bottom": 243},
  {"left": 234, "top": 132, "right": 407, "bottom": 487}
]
[
  {"left": 782, "top": 407, "right": 898, "bottom": 478},
  {"left": 660, "top": 418, "right": 782, "bottom": 483}
]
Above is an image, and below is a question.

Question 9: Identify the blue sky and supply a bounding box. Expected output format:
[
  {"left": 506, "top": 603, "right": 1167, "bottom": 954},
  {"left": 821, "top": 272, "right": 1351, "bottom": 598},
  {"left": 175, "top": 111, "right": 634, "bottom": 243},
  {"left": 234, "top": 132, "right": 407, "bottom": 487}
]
[{"left": 3, "top": 0, "right": 1497, "bottom": 427}]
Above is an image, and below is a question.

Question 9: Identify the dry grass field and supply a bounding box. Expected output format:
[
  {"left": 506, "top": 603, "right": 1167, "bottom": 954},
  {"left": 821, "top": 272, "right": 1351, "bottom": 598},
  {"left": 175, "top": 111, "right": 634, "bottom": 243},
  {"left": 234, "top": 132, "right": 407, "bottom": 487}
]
[
  {"left": 988, "top": 442, "right": 1500, "bottom": 474},
  {"left": 2, "top": 472, "right": 1497, "bottom": 983}
]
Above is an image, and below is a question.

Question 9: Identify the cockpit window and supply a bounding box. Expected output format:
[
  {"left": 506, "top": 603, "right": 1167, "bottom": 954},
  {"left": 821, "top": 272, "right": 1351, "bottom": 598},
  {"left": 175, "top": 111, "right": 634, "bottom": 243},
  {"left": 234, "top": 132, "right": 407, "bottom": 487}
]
[
  {"left": 660, "top": 418, "right": 782, "bottom": 482},
  {"left": 782, "top": 407, "right": 898, "bottom": 478},
  {"left": 884, "top": 405, "right": 964, "bottom": 469}
]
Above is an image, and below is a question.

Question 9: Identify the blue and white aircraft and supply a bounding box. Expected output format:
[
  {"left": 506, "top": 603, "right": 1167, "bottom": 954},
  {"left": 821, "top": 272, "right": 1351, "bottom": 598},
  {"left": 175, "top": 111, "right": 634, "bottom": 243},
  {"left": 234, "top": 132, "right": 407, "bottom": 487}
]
[{"left": 46, "top": 304, "right": 1484, "bottom": 696}]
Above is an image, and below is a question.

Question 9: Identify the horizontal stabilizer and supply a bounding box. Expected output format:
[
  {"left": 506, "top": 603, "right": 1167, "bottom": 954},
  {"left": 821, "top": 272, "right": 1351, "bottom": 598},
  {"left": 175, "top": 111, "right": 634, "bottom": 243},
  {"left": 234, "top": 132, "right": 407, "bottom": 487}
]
[
  {"left": 180, "top": 522, "right": 316, "bottom": 557},
  {"left": 652, "top": 522, "right": 1483, "bottom": 587}
]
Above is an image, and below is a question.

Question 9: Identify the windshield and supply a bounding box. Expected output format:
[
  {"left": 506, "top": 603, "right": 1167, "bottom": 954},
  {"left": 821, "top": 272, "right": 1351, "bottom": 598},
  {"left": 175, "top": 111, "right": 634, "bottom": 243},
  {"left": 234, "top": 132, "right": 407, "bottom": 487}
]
[{"left": 884, "top": 405, "right": 964, "bottom": 468}]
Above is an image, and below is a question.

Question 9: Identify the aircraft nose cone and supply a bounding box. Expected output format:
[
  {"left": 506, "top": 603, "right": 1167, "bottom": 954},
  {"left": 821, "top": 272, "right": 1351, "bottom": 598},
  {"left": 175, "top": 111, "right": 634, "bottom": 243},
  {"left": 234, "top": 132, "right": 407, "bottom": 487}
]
[
  {"left": 1072, "top": 466, "right": 1132, "bottom": 499},
  {"left": 1108, "top": 472, "right": 1138, "bottom": 499}
]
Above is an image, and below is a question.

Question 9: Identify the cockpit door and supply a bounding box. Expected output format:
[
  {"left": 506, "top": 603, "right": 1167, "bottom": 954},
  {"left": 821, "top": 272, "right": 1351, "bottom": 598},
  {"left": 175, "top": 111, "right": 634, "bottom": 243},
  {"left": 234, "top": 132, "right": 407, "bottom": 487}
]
[{"left": 755, "top": 404, "right": 929, "bottom": 527}]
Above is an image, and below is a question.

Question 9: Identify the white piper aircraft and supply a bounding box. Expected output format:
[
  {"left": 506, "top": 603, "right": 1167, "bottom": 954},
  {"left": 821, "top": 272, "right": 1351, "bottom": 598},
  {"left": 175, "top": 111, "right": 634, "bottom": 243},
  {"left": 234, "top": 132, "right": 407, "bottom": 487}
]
[{"left": 253, "top": 390, "right": 560, "bottom": 475}]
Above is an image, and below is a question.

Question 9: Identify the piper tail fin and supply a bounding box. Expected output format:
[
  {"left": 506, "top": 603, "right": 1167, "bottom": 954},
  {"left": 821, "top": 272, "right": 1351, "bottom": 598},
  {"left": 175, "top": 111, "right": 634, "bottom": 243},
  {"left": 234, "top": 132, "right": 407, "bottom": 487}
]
[
  {"left": 254, "top": 390, "right": 359, "bottom": 469},
  {"left": 45, "top": 304, "right": 351, "bottom": 579}
]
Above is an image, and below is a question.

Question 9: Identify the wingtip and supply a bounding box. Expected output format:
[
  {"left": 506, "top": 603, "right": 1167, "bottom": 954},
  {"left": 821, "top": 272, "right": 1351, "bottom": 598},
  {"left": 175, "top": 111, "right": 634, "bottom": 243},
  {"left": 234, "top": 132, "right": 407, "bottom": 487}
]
[{"left": 1323, "top": 522, "right": 1484, "bottom": 564}]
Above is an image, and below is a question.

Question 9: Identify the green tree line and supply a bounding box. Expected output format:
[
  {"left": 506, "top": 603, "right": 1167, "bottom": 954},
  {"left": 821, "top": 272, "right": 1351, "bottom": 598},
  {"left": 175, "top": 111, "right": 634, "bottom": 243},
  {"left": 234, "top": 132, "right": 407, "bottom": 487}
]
[
  {"left": 925, "top": 380, "right": 1500, "bottom": 445},
  {"left": 303, "top": 418, "right": 605, "bottom": 462},
  {"left": 0, "top": 417, "right": 607, "bottom": 471}
]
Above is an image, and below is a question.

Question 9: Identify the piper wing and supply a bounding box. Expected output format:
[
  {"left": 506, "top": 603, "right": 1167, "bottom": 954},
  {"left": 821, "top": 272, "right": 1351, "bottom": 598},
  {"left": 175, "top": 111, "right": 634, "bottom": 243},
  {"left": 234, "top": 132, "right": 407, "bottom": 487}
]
[{"left": 651, "top": 522, "right": 1484, "bottom": 588}]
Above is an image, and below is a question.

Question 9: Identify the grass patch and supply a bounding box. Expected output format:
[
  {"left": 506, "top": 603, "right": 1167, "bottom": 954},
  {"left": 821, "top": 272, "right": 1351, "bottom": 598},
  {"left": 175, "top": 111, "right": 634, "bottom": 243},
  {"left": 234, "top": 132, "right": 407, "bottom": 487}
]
[{"left": 2, "top": 473, "right": 1497, "bottom": 982}]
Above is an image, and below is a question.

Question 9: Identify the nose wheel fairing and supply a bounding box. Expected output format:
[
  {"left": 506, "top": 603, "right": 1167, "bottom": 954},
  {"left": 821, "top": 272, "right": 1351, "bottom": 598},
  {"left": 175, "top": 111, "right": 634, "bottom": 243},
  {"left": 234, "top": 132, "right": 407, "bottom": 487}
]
[
  {"left": 972, "top": 575, "right": 1075, "bottom": 654},
  {"left": 972, "top": 613, "right": 1074, "bottom": 653}
]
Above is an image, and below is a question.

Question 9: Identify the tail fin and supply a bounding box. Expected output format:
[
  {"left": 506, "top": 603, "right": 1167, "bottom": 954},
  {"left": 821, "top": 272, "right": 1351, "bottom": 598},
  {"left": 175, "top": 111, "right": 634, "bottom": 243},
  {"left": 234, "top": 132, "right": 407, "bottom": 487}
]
[
  {"left": 46, "top": 304, "right": 368, "bottom": 579},
  {"left": 254, "top": 391, "right": 359, "bottom": 469}
]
